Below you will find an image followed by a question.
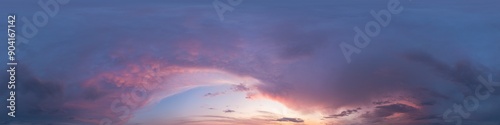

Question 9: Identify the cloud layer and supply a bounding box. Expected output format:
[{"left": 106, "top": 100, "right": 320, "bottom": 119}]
[{"left": 1, "top": 0, "right": 500, "bottom": 125}]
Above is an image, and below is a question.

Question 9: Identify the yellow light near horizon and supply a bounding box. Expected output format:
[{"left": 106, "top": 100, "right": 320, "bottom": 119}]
[{"left": 236, "top": 97, "right": 325, "bottom": 125}]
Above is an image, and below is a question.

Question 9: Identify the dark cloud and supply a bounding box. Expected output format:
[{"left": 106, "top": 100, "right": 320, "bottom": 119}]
[
  {"left": 372, "top": 101, "right": 391, "bottom": 105},
  {"left": 276, "top": 117, "right": 304, "bottom": 123},
  {"left": 414, "top": 115, "right": 440, "bottom": 121},
  {"left": 370, "top": 103, "right": 418, "bottom": 118},
  {"left": 231, "top": 83, "right": 251, "bottom": 92},
  {"left": 0, "top": 65, "right": 84, "bottom": 124},
  {"left": 82, "top": 86, "right": 110, "bottom": 101},
  {"left": 223, "top": 110, "right": 235, "bottom": 113},
  {"left": 263, "top": 23, "right": 329, "bottom": 60},
  {"left": 325, "top": 108, "right": 362, "bottom": 118},
  {"left": 419, "top": 101, "right": 435, "bottom": 106},
  {"left": 203, "top": 92, "right": 225, "bottom": 97}
]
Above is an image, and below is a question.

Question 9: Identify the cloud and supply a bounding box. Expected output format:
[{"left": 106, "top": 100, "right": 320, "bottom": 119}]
[
  {"left": 204, "top": 92, "right": 225, "bottom": 97},
  {"left": 2, "top": 0, "right": 500, "bottom": 125},
  {"left": 276, "top": 117, "right": 304, "bottom": 123},
  {"left": 325, "top": 108, "right": 362, "bottom": 118},
  {"left": 231, "top": 83, "right": 251, "bottom": 92},
  {"left": 223, "top": 110, "right": 235, "bottom": 113},
  {"left": 370, "top": 103, "right": 418, "bottom": 118},
  {"left": 372, "top": 101, "right": 391, "bottom": 105}
]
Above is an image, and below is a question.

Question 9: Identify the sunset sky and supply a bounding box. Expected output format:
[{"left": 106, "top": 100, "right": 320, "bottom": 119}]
[{"left": 1, "top": 0, "right": 500, "bottom": 125}]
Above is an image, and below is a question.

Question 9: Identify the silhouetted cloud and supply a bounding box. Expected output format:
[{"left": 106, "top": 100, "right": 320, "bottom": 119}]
[
  {"left": 276, "top": 117, "right": 304, "bottom": 123},
  {"left": 325, "top": 108, "right": 362, "bottom": 118},
  {"left": 231, "top": 83, "right": 251, "bottom": 92},
  {"left": 223, "top": 110, "right": 235, "bottom": 113},
  {"left": 372, "top": 101, "right": 391, "bottom": 105},
  {"left": 367, "top": 103, "right": 418, "bottom": 118},
  {"left": 204, "top": 92, "right": 225, "bottom": 97}
]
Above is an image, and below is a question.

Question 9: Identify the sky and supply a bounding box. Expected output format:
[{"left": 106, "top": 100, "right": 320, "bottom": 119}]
[{"left": 1, "top": 0, "right": 500, "bottom": 125}]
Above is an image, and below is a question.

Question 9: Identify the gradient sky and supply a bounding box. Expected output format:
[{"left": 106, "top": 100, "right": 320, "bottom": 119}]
[{"left": 1, "top": 0, "right": 500, "bottom": 125}]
